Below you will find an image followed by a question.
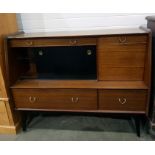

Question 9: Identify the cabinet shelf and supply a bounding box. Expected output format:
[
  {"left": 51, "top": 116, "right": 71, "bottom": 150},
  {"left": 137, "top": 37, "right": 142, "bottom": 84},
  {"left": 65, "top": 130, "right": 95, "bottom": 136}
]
[{"left": 11, "top": 79, "right": 148, "bottom": 89}]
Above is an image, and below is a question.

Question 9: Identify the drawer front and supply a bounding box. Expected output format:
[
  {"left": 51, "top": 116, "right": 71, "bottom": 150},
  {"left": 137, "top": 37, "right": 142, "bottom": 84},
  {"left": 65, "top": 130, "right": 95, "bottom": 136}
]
[
  {"left": 9, "top": 38, "right": 97, "bottom": 47},
  {"left": 98, "top": 35, "right": 147, "bottom": 44},
  {"left": 12, "top": 89, "right": 97, "bottom": 110},
  {"left": 99, "top": 90, "right": 147, "bottom": 111}
]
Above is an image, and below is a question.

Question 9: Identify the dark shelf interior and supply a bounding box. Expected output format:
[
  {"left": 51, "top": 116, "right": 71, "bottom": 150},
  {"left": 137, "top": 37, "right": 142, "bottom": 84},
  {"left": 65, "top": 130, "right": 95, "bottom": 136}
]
[{"left": 16, "top": 45, "right": 97, "bottom": 80}]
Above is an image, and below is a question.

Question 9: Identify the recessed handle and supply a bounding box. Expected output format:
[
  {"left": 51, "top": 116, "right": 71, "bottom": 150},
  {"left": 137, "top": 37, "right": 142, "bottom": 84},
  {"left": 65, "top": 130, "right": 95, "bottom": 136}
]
[
  {"left": 118, "top": 98, "right": 127, "bottom": 105},
  {"left": 26, "top": 41, "right": 33, "bottom": 46},
  {"left": 29, "top": 96, "right": 36, "bottom": 103},
  {"left": 69, "top": 40, "right": 77, "bottom": 45},
  {"left": 71, "top": 97, "right": 79, "bottom": 103},
  {"left": 118, "top": 37, "right": 127, "bottom": 44}
]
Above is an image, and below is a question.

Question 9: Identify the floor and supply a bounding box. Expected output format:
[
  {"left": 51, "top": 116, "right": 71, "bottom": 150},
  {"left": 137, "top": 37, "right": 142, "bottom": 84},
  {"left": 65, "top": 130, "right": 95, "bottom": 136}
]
[{"left": 0, "top": 113, "right": 155, "bottom": 141}]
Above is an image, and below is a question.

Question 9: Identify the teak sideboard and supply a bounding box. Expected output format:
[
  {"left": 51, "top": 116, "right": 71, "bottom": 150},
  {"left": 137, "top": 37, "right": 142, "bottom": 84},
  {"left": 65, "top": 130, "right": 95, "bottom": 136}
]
[{"left": 5, "top": 28, "right": 152, "bottom": 136}]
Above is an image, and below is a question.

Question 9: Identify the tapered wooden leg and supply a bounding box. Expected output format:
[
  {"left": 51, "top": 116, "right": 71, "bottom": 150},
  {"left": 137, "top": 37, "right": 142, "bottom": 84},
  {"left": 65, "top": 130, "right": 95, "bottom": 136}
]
[{"left": 134, "top": 116, "right": 141, "bottom": 137}]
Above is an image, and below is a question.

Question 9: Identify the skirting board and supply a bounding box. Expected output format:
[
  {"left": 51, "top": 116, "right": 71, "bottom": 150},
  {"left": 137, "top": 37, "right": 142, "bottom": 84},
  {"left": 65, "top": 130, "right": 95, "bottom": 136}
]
[{"left": 0, "top": 121, "right": 21, "bottom": 134}]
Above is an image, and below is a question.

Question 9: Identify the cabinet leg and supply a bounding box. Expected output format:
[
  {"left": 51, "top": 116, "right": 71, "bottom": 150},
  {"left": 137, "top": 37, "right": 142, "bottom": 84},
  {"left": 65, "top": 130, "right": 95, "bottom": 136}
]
[
  {"left": 22, "top": 112, "right": 27, "bottom": 132},
  {"left": 134, "top": 116, "right": 141, "bottom": 137}
]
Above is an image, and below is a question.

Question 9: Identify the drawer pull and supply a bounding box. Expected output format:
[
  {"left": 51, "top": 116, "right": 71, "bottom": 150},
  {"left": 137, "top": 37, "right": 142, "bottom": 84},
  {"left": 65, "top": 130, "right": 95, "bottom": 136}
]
[
  {"left": 69, "top": 40, "right": 77, "bottom": 45},
  {"left": 26, "top": 41, "right": 33, "bottom": 46},
  {"left": 118, "top": 37, "right": 127, "bottom": 44},
  {"left": 87, "top": 49, "right": 92, "bottom": 55},
  {"left": 118, "top": 98, "right": 126, "bottom": 105},
  {"left": 71, "top": 97, "right": 79, "bottom": 103},
  {"left": 29, "top": 96, "right": 36, "bottom": 103}
]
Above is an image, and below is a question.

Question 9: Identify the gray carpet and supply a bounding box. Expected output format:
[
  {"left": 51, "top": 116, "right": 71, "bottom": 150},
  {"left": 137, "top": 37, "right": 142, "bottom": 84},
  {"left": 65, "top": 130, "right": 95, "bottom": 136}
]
[{"left": 0, "top": 114, "right": 154, "bottom": 141}]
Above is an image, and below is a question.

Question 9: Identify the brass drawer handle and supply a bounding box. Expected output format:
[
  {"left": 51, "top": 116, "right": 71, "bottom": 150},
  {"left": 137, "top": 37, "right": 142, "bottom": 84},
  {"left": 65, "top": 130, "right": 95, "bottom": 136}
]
[
  {"left": 71, "top": 97, "right": 79, "bottom": 103},
  {"left": 118, "top": 98, "right": 127, "bottom": 105},
  {"left": 118, "top": 37, "right": 127, "bottom": 44},
  {"left": 26, "top": 41, "right": 33, "bottom": 46},
  {"left": 69, "top": 40, "right": 77, "bottom": 45},
  {"left": 29, "top": 96, "right": 36, "bottom": 103}
]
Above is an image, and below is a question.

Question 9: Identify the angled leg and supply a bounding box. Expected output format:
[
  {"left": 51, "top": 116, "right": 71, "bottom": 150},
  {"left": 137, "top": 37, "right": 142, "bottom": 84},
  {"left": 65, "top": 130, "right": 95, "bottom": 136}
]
[
  {"left": 22, "top": 111, "right": 28, "bottom": 131},
  {"left": 134, "top": 116, "right": 141, "bottom": 137}
]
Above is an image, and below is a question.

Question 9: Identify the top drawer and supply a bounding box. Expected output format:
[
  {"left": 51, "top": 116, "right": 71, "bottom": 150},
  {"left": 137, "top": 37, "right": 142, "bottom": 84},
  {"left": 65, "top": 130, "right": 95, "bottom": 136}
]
[
  {"left": 9, "top": 38, "right": 97, "bottom": 47},
  {"left": 98, "top": 35, "right": 147, "bottom": 45}
]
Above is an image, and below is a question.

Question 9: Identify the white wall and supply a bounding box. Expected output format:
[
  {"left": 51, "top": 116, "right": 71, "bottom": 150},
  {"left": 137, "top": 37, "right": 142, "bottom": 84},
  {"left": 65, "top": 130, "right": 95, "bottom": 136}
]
[{"left": 17, "top": 13, "right": 155, "bottom": 33}]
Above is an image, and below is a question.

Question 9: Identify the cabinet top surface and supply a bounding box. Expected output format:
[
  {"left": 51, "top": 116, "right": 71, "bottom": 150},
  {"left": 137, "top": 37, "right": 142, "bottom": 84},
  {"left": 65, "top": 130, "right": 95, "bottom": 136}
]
[{"left": 8, "top": 27, "right": 148, "bottom": 39}]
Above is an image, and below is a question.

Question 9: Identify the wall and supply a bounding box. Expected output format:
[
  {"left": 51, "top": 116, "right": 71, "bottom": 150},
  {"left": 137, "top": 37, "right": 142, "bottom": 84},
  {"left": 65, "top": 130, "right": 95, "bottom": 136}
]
[{"left": 17, "top": 13, "right": 155, "bottom": 33}]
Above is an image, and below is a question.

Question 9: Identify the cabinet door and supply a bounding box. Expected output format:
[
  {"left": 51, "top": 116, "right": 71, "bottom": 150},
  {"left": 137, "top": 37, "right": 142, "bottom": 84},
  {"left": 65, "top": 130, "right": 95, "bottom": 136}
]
[{"left": 98, "top": 35, "right": 148, "bottom": 80}]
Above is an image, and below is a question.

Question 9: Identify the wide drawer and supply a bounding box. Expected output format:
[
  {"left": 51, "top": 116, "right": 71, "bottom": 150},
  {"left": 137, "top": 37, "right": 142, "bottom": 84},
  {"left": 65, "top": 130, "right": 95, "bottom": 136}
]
[
  {"left": 12, "top": 89, "right": 97, "bottom": 110},
  {"left": 9, "top": 38, "right": 97, "bottom": 47},
  {"left": 99, "top": 89, "right": 147, "bottom": 112}
]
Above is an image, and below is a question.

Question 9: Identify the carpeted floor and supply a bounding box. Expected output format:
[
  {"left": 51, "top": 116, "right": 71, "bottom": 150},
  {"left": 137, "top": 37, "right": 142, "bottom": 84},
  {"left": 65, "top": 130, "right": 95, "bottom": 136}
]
[{"left": 0, "top": 114, "right": 155, "bottom": 141}]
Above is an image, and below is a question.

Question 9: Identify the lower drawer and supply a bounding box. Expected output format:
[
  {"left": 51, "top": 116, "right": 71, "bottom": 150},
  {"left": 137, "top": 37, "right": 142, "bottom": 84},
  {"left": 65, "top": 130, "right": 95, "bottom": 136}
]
[
  {"left": 12, "top": 89, "right": 97, "bottom": 110},
  {"left": 99, "top": 89, "right": 147, "bottom": 112}
]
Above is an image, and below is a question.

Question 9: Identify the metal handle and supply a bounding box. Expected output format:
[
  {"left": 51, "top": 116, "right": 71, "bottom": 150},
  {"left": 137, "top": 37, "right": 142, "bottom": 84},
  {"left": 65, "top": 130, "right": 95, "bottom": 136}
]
[
  {"left": 69, "top": 40, "right": 77, "bottom": 45},
  {"left": 26, "top": 41, "right": 33, "bottom": 46},
  {"left": 29, "top": 96, "right": 36, "bottom": 103},
  {"left": 118, "top": 37, "right": 127, "bottom": 44},
  {"left": 87, "top": 49, "right": 92, "bottom": 55},
  {"left": 71, "top": 97, "right": 79, "bottom": 103},
  {"left": 38, "top": 50, "right": 43, "bottom": 56},
  {"left": 118, "top": 98, "right": 127, "bottom": 105}
]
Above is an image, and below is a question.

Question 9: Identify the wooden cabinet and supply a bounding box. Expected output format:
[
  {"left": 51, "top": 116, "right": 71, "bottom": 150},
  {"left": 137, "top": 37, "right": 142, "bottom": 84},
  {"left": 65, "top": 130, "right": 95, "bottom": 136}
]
[{"left": 4, "top": 27, "right": 151, "bottom": 135}]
